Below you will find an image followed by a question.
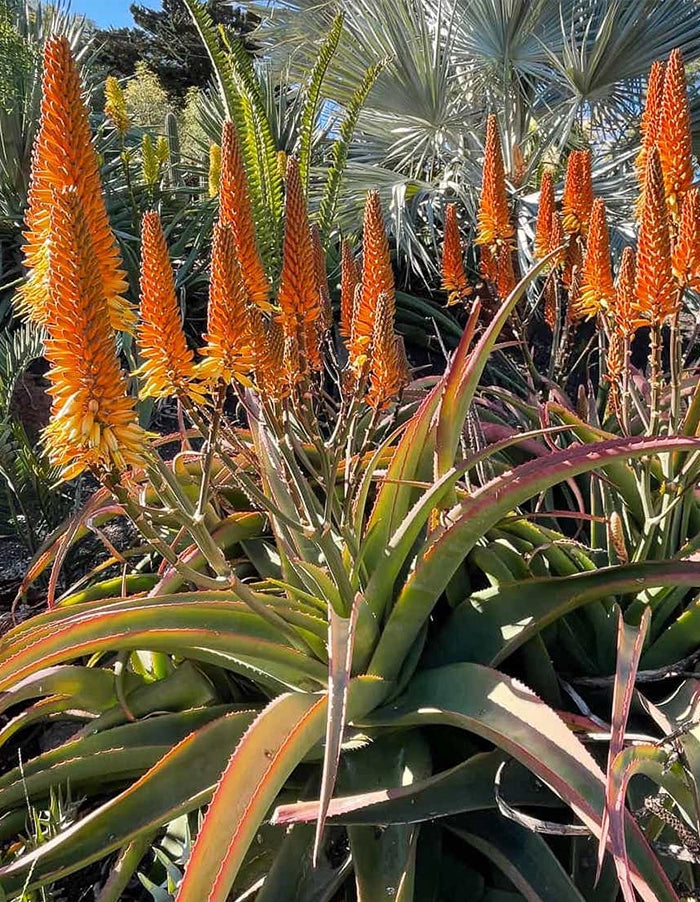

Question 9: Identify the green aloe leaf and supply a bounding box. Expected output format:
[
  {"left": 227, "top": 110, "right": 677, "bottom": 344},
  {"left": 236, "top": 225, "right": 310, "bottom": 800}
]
[
  {"left": 362, "top": 663, "right": 679, "bottom": 902},
  {"left": 370, "top": 435, "right": 700, "bottom": 680},
  {"left": 426, "top": 561, "right": 700, "bottom": 667},
  {"left": 448, "top": 811, "right": 586, "bottom": 902},
  {"left": 0, "top": 709, "right": 256, "bottom": 894}
]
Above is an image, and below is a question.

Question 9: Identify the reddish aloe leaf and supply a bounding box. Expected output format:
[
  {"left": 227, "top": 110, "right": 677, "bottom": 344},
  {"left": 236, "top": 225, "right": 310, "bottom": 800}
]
[
  {"left": 370, "top": 434, "right": 700, "bottom": 681},
  {"left": 175, "top": 677, "right": 389, "bottom": 902},
  {"left": 313, "top": 595, "right": 360, "bottom": 864},
  {"left": 597, "top": 607, "right": 650, "bottom": 887}
]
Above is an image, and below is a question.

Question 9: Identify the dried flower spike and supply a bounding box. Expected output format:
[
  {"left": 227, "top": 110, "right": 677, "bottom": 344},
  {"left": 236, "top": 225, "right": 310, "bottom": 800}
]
[
  {"left": 104, "top": 76, "right": 130, "bottom": 137},
  {"left": 43, "top": 188, "right": 146, "bottom": 479},
  {"left": 277, "top": 157, "right": 324, "bottom": 376},
  {"left": 534, "top": 171, "right": 555, "bottom": 259},
  {"left": 22, "top": 36, "right": 134, "bottom": 332},
  {"left": 578, "top": 199, "right": 615, "bottom": 320},
  {"left": 658, "top": 48, "right": 693, "bottom": 219},
  {"left": 200, "top": 221, "right": 256, "bottom": 386},
  {"left": 672, "top": 186, "right": 700, "bottom": 292},
  {"left": 562, "top": 150, "right": 593, "bottom": 236},
  {"left": 350, "top": 191, "right": 395, "bottom": 371},
  {"left": 441, "top": 204, "right": 471, "bottom": 305},
  {"left": 138, "top": 211, "right": 204, "bottom": 401},
  {"left": 219, "top": 120, "right": 271, "bottom": 310},
  {"left": 475, "top": 115, "right": 513, "bottom": 247},
  {"left": 635, "top": 146, "right": 677, "bottom": 323}
]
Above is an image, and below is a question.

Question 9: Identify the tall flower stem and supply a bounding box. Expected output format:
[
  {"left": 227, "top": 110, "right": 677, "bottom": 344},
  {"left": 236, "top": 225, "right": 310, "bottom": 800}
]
[{"left": 649, "top": 321, "right": 663, "bottom": 435}]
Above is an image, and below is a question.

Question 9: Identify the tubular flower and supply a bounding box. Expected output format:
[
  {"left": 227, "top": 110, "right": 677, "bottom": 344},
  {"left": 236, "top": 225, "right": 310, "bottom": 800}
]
[
  {"left": 578, "top": 199, "right": 616, "bottom": 319},
  {"left": 277, "top": 157, "right": 324, "bottom": 374},
  {"left": 339, "top": 239, "right": 359, "bottom": 340},
  {"left": 441, "top": 203, "right": 471, "bottom": 305},
  {"left": 208, "top": 143, "right": 221, "bottom": 198},
  {"left": 366, "top": 291, "right": 407, "bottom": 409},
  {"left": 496, "top": 244, "right": 516, "bottom": 299},
  {"left": 42, "top": 188, "right": 146, "bottom": 480},
  {"left": 219, "top": 120, "right": 271, "bottom": 310},
  {"left": 534, "top": 171, "right": 555, "bottom": 259},
  {"left": 104, "top": 76, "right": 129, "bottom": 136},
  {"left": 672, "top": 186, "right": 700, "bottom": 291},
  {"left": 636, "top": 60, "right": 665, "bottom": 186},
  {"left": 200, "top": 222, "right": 256, "bottom": 386},
  {"left": 21, "top": 36, "right": 134, "bottom": 332},
  {"left": 562, "top": 150, "right": 593, "bottom": 236},
  {"left": 658, "top": 48, "right": 693, "bottom": 219},
  {"left": 475, "top": 115, "right": 513, "bottom": 247},
  {"left": 311, "top": 224, "right": 333, "bottom": 332},
  {"left": 635, "top": 146, "right": 677, "bottom": 323},
  {"left": 613, "top": 246, "right": 643, "bottom": 333},
  {"left": 349, "top": 191, "right": 395, "bottom": 371},
  {"left": 548, "top": 211, "right": 566, "bottom": 268},
  {"left": 138, "top": 211, "right": 204, "bottom": 401}
]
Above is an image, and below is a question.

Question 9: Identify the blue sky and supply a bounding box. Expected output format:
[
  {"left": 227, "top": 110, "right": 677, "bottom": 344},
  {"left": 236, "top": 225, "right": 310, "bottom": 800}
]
[{"left": 69, "top": 0, "right": 161, "bottom": 29}]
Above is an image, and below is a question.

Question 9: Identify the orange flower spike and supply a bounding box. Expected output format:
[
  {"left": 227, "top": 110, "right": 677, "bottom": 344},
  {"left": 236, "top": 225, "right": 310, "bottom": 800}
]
[
  {"left": 562, "top": 150, "right": 593, "bottom": 236},
  {"left": 339, "top": 239, "right": 359, "bottom": 340},
  {"left": 138, "top": 211, "right": 204, "bottom": 401},
  {"left": 22, "top": 35, "right": 134, "bottom": 332},
  {"left": 350, "top": 191, "right": 395, "bottom": 370},
  {"left": 43, "top": 188, "right": 146, "bottom": 479},
  {"left": 366, "top": 291, "right": 406, "bottom": 409},
  {"left": 672, "top": 185, "right": 700, "bottom": 291},
  {"left": 496, "top": 244, "right": 516, "bottom": 299},
  {"left": 278, "top": 157, "right": 323, "bottom": 373},
  {"left": 613, "top": 246, "right": 643, "bottom": 334},
  {"left": 200, "top": 222, "right": 256, "bottom": 386},
  {"left": 441, "top": 203, "right": 471, "bottom": 304},
  {"left": 658, "top": 49, "right": 693, "bottom": 219},
  {"left": 219, "top": 120, "right": 271, "bottom": 310},
  {"left": 635, "top": 146, "right": 677, "bottom": 323},
  {"left": 476, "top": 115, "right": 513, "bottom": 247},
  {"left": 579, "top": 199, "right": 616, "bottom": 319},
  {"left": 311, "top": 224, "right": 333, "bottom": 331},
  {"left": 534, "top": 171, "right": 555, "bottom": 259},
  {"left": 548, "top": 211, "right": 566, "bottom": 268},
  {"left": 636, "top": 60, "right": 665, "bottom": 184}
]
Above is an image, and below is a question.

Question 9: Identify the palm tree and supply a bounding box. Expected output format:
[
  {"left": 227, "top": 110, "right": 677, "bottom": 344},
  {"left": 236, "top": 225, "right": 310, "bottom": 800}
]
[{"left": 246, "top": 0, "right": 700, "bottom": 280}]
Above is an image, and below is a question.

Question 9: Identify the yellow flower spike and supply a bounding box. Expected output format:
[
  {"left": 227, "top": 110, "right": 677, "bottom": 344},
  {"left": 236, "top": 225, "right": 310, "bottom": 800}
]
[
  {"left": 349, "top": 190, "right": 395, "bottom": 372},
  {"left": 104, "top": 75, "right": 130, "bottom": 137},
  {"left": 42, "top": 187, "right": 147, "bottom": 479},
  {"left": 156, "top": 136, "right": 170, "bottom": 166},
  {"left": 141, "top": 134, "right": 160, "bottom": 186},
  {"left": 577, "top": 199, "right": 616, "bottom": 320},
  {"left": 138, "top": 211, "right": 206, "bottom": 402},
  {"left": 208, "top": 143, "right": 221, "bottom": 198},
  {"left": 21, "top": 35, "right": 135, "bottom": 333},
  {"left": 658, "top": 48, "right": 693, "bottom": 220},
  {"left": 219, "top": 120, "right": 271, "bottom": 310},
  {"left": 441, "top": 203, "right": 471, "bottom": 305}
]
